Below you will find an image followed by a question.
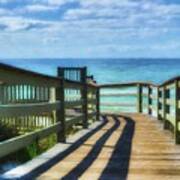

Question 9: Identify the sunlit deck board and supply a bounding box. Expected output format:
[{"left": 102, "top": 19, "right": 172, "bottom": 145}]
[{"left": 36, "top": 114, "right": 180, "bottom": 180}]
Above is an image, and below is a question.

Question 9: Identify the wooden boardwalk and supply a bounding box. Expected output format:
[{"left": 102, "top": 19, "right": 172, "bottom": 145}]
[{"left": 32, "top": 114, "right": 180, "bottom": 180}]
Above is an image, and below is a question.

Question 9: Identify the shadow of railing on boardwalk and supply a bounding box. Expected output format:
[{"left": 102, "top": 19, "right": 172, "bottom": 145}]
[
  {"left": 62, "top": 116, "right": 135, "bottom": 180},
  {"left": 99, "top": 116, "right": 135, "bottom": 180},
  {"left": 21, "top": 117, "right": 108, "bottom": 179},
  {"left": 62, "top": 115, "right": 120, "bottom": 180},
  {"left": 22, "top": 115, "right": 135, "bottom": 180}
]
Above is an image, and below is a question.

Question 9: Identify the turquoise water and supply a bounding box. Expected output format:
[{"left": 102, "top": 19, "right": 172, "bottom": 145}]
[{"left": 0, "top": 58, "right": 180, "bottom": 84}]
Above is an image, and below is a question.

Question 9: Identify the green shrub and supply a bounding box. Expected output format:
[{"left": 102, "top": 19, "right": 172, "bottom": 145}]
[
  {"left": 0, "top": 123, "right": 19, "bottom": 141},
  {"left": 0, "top": 123, "right": 80, "bottom": 164}
]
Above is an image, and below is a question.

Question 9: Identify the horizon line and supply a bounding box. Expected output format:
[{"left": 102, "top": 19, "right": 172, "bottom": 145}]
[{"left": 1, "top": 57, "right": 180, "bottom": 60}]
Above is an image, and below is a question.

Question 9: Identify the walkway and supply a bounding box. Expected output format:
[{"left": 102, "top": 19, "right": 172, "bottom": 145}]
[{"left": 34, "top": 114, "right": 180, "bottom": 180}]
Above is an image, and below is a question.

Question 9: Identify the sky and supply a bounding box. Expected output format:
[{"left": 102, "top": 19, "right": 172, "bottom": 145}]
[{"left": 0, "top": 0, "right": 180, "bottom": 58}]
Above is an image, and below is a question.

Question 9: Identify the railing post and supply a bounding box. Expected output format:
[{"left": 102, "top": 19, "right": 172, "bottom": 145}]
[
  {"left": 0, "top": 84, "right": 4, "bottom": 104},
  {"left": 137, "top": 84, "right": 142, "bottom": 113},
  {"left": 81, "top": 67, "right": 88, "bottom": 128},
  {"left": 175, "top": 80, "right": 180, "bottom": 144},
  {"left": 96, "top": 87, "right": 100, "bottom": 121},
  {"left": 162, "top": 87, "right": 168, "bottom": 130},
  {"left": 147, "top": 86, "right": 152, "bottom": 115},
  {"left": 57, "top": 68, "right": 66, "bottom": 142},
  {"left": 157, "top": 87, "right": 160, "bottom": 119},
  {"left": 49, "top": 86, "right": 56, "bottom": 125}
]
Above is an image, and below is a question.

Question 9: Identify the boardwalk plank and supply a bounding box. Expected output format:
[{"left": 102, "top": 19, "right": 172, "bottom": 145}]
[{"left": 37, "top": 114, "right": 180, "bottom": 180}]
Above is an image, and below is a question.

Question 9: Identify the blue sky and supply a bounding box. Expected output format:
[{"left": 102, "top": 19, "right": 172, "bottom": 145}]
[{"left": 0, "top": 0, "right": 180, "bottom": 58}]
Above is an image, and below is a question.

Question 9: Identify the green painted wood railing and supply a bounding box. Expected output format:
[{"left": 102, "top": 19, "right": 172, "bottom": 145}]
[
  {"left": 99, "top": 77, "right": 180, "bottom": 144},
  {"left": 0, "top": 62, "right": 179, "bottom": 161},
  {"left": 0, "top": 63, "right": 99, "bottom": 159}
]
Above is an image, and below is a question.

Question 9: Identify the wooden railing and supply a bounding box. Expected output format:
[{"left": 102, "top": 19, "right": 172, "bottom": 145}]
[
  {"left": 0, "top": 61, "right": 179, "bottom": 161},
  {"left": 99, "top": 77, "right": 180, "bottom": 144},
  {"left": 100, "top": 82, "right": 151, "bottom": 113},
  {"left": 0, "top": 63, "right": 99, "bottom": 159}
]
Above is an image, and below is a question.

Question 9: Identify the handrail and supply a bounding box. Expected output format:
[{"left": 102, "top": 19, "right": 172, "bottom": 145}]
[
  {"left": 0, "top": 63, "right": 60, "bottom": 81},
  {"left": 0, "top": 63, "right": 100, "bottom": 160},
  {"left": 100, "top": 76, "right": 180, "bottom": 144},
  {"left": 0, "top": 122, "right": 62, "bottom": 159},
  {"left": 0, "top": 101, "right": 60, "bottom": 117},
  {"left": 0, "top": 61, "right": 179, "bottom": 162},
  {"left": 100, "top": 76, "right": 180, "bottom": 88},
  {"left": 0, "top": 63, "right": 98, "bottom": 89},
  {"left": 100, "top": 82, "right": 157, "bottom": 88},
  {"left": 159, "top": 76, "right": 180, "bottom": 87}
]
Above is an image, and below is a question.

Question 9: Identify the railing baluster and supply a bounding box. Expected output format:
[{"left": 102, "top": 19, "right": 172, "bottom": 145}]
[
  {"left": 148, "top": 86, "right": 152, "bottom": 115},
  {"left": 137, "top": 84, "right": 142, "bottom": 113},
  {"left": 157, "top": 87, "right": 160, "bottom": 119},
  {"left": 81, "top": 67, "right": 88, "bottom": 128},
  {"left": 96, "top": 87, "right": 100, "bottom": 121},
  {"left": 175, "top": 80, "right": 180, "bottom": 144},
  {"left": 56, "top": 74, "right": 66, "bottom": 142},
  {"left": 0, "top": 84, "right": 4, "bottom": 104},
  {"left": 60, "top": 78, "right": 66, "bottom": 142},
  {"left": 163, "top": 87, "right": 168, "bottom": 129}
]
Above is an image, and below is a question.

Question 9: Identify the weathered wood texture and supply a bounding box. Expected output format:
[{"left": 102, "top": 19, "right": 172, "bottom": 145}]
[
  {"left": 81, "top": 67, "right": 88, "bottom": 128},
  {"left": 0, "top": 64, "right": 99, "bottom": 159},
  {"left": 100, "top": 77, "right": 180, "bottom": 144},
  {"left": 37, "top": 114, "right": 180, "bottom": 180},
  {"left": 57, "top": 67, "right": 97, "bottom": 128},
  {"left": 0, "top": 122, "right": 62, "bottom": 159},
  {"left": 137, "top": 84, "right": 142, "bottom": 113}
]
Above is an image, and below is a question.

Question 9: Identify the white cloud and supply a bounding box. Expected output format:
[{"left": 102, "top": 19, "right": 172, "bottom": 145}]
[
  {"left": 0, "top": 8, "right": 12, "bottom": 15},
  {"left": 0, "top": 16, "right": 52, "bottom": 31},
  {"left": 34, "top": 0, "right": 73, "bottom": 6},
  {"left": 0, "top": 0, "right": 180, "bottom": 58},
  {"left": 79, "top": 0, "right": 138, "bottom": 8},
  {"left": 63, "top": 0, "right": 180, "bottom": 31},
  {"left": 25, "top": 4, "right": 58, "bottom": 12},
  {"left": 46, "top": 0, "right": 68, "bottom": 6},
  {"left": 64, "top": 8, "right": 94, "bottom": 19}
]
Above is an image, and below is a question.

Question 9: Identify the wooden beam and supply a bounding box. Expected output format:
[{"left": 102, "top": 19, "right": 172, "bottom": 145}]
[
  {"left": 64, "top": 81, "right": 83, "bottom": 89},
  {"left": 96, "top": 88, "right": 100, "bottom": 121},
  {"left": 165, "top": 83, "right": 175, "bottom": 90},
  {"left": 147, "top": 86, "right": 152, "bottom": 115},
  {"left": 175, "top": 80, "right": 180, "bottom": 144},
  {"left": 101, "top": 103, "right": 136, "bottom": 107},
  {"left": 157, "top": 87, "right": 160, "bottom": 120},
  {"left": 101, "top": 93, "right": 138, "bottom": 97},
  {"left": 56, "top": 72, "right": 66, "bottom": 142},
  {"left": 100, "top": 82, "right": 157, "bottom": 88},
  {"left": 0, "top": 101, "right": 60, "bottom": 117},
  {"left": 137, "top": 84, "right": 142, "bottom": 113},
  {"left": 81, "top": 67, "right": 88, "bottom": 128},
  {"left": 0, "top": 84, "right": 4, "bottom": 104},
  {"left": 65, "top": 100, "right": 83, "bottom": 109},
  {"left": 0, "top": 65, "right": 60, "bottom": 87},
  {"left": 0, "top": 122, "right": 61, "bottom": 159},
  {"left": 163, "top": 87, "right": 168, "bottom": 130}
]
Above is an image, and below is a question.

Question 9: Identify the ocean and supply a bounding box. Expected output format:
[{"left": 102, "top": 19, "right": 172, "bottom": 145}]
[{"left": 0, "top": 58, "right": 180, "bottom": 84}]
